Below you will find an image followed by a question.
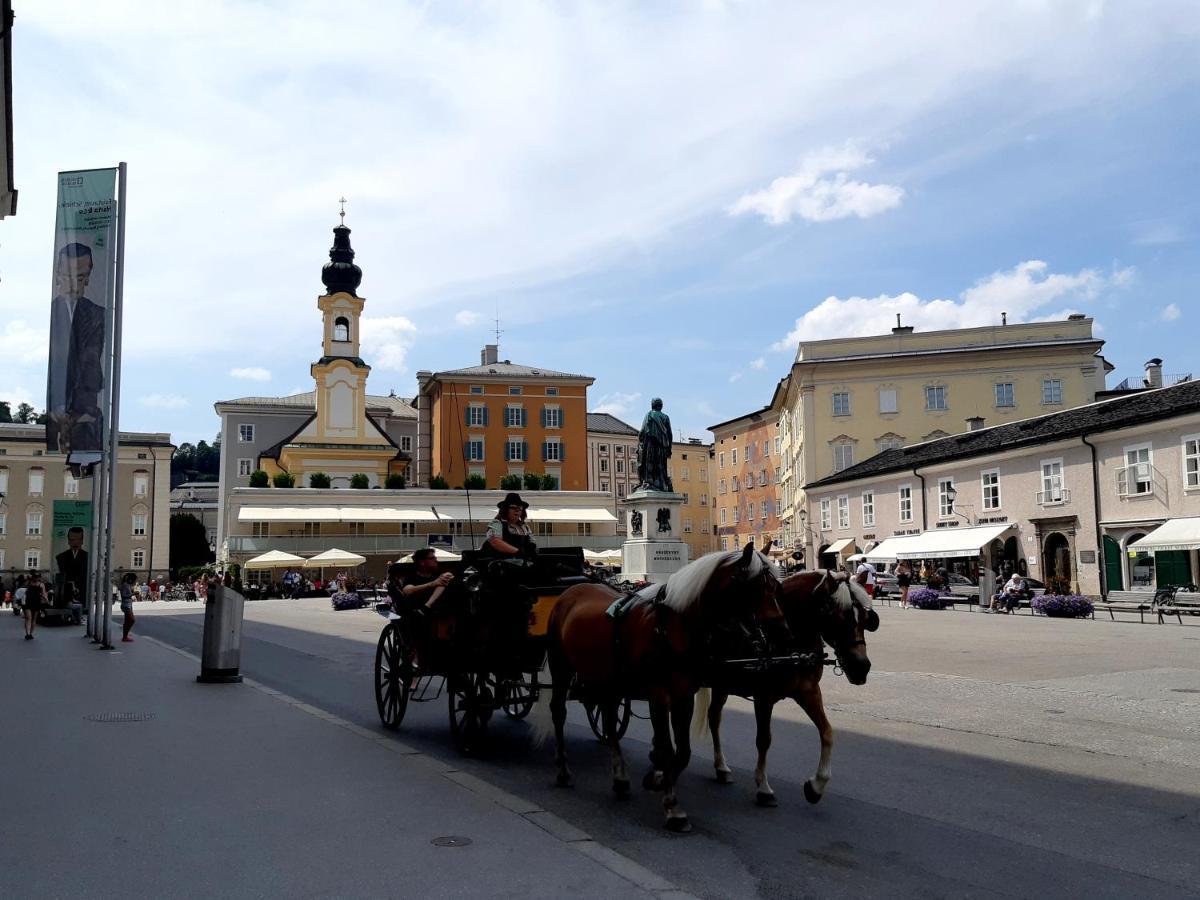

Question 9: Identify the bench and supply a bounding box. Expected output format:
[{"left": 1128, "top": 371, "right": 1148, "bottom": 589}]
[{"left": 1092, "top": 600, "right": 1152, "bottom": 623}]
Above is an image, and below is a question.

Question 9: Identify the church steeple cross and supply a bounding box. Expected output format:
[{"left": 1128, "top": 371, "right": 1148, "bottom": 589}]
[{"left": 338, "top": 196, "right": 347, "bottom": 225}]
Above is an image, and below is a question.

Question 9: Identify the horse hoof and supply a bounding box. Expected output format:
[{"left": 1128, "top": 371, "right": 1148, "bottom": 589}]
[
  {"left": 755, "top": 792, "right": 778, "bottom": 808},
  {"left": 715, "top": 769, "right": 734, "bottom": 785},
  {"left": 803, "top": 781, "right": 823, "bottom": 804},
  {"left": 642, "top": 770, "right": 665, "bottom": 792},
  {"left": 665, "top": 815, "right": 693, "bottom": 834},
  {"left": 555, "top": 772, "right": 574, "bottom": 788},
  {"left": 613, "top": 779, "right": 631, "bottom": 798}
]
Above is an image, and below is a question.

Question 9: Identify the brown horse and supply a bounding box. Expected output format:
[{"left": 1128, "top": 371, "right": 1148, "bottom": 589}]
[
  {"left": 532, "top": 544, "right": 786, "bottom": 832},
  {"left": 695, "top": 569, "right": 877, "bottom": 807}
]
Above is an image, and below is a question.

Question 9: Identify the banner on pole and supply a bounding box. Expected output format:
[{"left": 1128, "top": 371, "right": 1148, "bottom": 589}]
[
  {"left": 52, "top": 500, "right": 93, "bottom": 607},
  {"left": 46, "top": 167, "right": 117, "bottom": 457}
]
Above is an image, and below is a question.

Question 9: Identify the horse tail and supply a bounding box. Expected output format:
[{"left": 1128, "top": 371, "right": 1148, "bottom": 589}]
[
  {"left": 529, "top": 669, "right": 555, "bottom": 748},
  {"left": 691, "top": 686, "right": 712, "bottom": 739}
]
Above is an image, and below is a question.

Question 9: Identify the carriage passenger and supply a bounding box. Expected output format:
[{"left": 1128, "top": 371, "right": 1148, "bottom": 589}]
[
  {"left": 482, "top": 493, "right": 537, "bottom": 561},
  {"left": 390, "top": 550, "right": 453, "bottom": 619}
]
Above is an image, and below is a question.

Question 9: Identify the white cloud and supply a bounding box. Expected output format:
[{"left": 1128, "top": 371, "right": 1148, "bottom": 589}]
[
  {"left": 360, "top": 316, "right": 418, "bottom": 372},
  {"left": 729, "top": 372, "right": 743, "bottom": 383},
  {"left": 140, "top": 393, "right": 189, "bottom": 409},
  {"left": 749, "top": 357, "right": 766, "bottom": 370},
  {"left": 0, "top": 320, "right": 48, "bottom": 365},
  {"left": 592, "top": 391, "right": 642, "bottom": 419},
  {"left": 1161, "top": 303, "right": 1182, "bottom": 322},
  {"left": 230, "top": 367, "right": 272, "bottom": 382},
  {"left": 455, "top": 310, "right": 483, "bottom": 327},
  {"left": 771, "top": 260, "right": 1134, "bottom": 351},
  {"left": 730, "top": 143, "right": 904, "bottom": 225}
]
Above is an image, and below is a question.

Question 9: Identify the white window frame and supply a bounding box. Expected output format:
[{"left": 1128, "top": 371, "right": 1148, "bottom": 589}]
[
  {"left": 132, "top": 513, "right": 148, "bottom": 537},
  {"left": 731, "top": 448, "right": 738, "bottom": 466},
  {"left": 26, "top": 509, "right": 43, "bottom": 536},
  {"left": 132, "top": 549, "right": 146, "bottom": 569},
  {"left": 748, "top": 501, "right": 756, "bottom": 521},
  {"left": 0, "top": 512, "right": 6, "bottom": 536},
  {"left": 820, "top": 498, "right": 832, "bottom": 530},
  {"left": 861, "top": 491, "right": 875, "bottom": 527},
  {"left": 831, "top": 392, "right": 851, "bottom": 417},
  {"left": 718, "top": 452, "right": 725, "bottom": 469},
  {"left": 544, "top": 405, "right": 562, "bottom": 428},
  {"left": 833, "top": 443, "right": 854, "bottom": 473},
  {"left": 64, "top": 474, "right": 80, "bottom": 496},
  {"left": 683, "top": 518, "right": 693, "bottom": 533},
  {"left": 238, "top": 424, "right": 255, "bottom": 443},
  {"left": 720, "top": 508, "right": 727, "bottom": 525},
  {"left": 981, "top": 468, "right": 1001, "bottom": 511},
  {"left": 1040, "top": 457, "right": 1066, "bottom": 504},
  {"left": 0, "top": 467, "right": 7, "bottom": 494},
  {"left": 545, "top": 438, "right": 562, "bottom": 462},
  {"left": 400, "top": 435, "right": 413, "bottom": 453},
  {"left": 25, "top": 549, "right": 40, "bottom": 571},
  {"left": 28, "top": 468, "right": 44, "bottom": 497},
  {"left": 506, "top": 437, "right": 525, "bottom": 462},
  {"left": 1183, "top": 435, "right": 1200, "bottom": 490},
  {"left": 899, "top": 484, "right": 913, "bottom": 523},
  {"left": 468, "top": 404, "right": 486, "bottom": 427},
  {"left": 1121, "top": 443, "right": 1153, "bottom": 496},
  {"left": 1041, "top": 378, "right": 1063, "bottom": 405},
  {"left": 878, "top": 388, "right": 898, "bottom": 414},
  {"left": 238, "top": 459, "right": 254, "bottom": 477},
  {"left": 467, "top": 438, "right": 485, "bottom": 462},
  {"left": 837, "top": 495, "right": 850, "bottom": 529},
  {"left": 995, "top": 382, "right": 1015, "bottom": 408},
  {"left": 505, "top": 404, "right": 524, "bottom": 428},
  {"left": 925, "top": 384, "right": 948, "bottom": 411},
  {"left": 938, "top": 477, "right": 955, "bottom": 519}
]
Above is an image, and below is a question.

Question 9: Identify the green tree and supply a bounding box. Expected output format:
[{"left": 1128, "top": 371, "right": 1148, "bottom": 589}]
[
  {"left": 385, "top": 473, "right": 406, "bottom": 489},
  {"left": 15, "top": 402, "right": 36, "bottom": 423},
  {"left": 350, "top": 473, "right": 370, "bottom": 489},
  {"left": 464, "top": 473, "right": 487, "bottom": 490},
  {"left": 249, "top": 470, "right": 269, "bottom": 487},
  {"left": 35, "top": 409, "right": 49, "bottom": 425},
  {"left": 0, "top": 401, "right": 12, "bottom": 422},
  {"left": 523, "top": 472, "right": 542, "bottom": 491},
  {"left": 272, "top": 471, "right": 295, "bottom": 488},
  {"left": 499, "top": 473, "right": 522, "bottom": 490},
  {"left": 169, "top": 513, "right": 214, "bottom": 575},
  {"left": 309, "top": 472, "right": 331, "bottom": 488},
  {"left": 429, "top": 474, "right": 449, "bottom": 490},
  {"left": 540, "top": 473, "right": 559, "bottom": 490}
]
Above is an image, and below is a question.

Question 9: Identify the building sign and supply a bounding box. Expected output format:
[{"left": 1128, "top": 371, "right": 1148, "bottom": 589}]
[
  {"left": 46, "top": 168, "right": 118, "bottom": 457},
  {"left": 427, "top": 534, "right": 454, "bottom": 550}
]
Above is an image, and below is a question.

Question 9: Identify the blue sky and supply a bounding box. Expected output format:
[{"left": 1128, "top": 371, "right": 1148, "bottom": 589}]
[{"left": 2, "top": 1, "right": 1198, "bottom": 446}]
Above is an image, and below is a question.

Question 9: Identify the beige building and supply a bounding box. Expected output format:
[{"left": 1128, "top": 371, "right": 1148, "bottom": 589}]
[
  {"left": 668, "top": 439, "right": 714, "bottom": 560},
  {"left": 0, "top": 423, "right": 173, "bottom": 585},
  {"left": 775, "top": 316, "right": 1110, "bottom": 562},
  {"left": 710, "top": 404, "right": 783, "bottom": 554},
  {"left": 585, "top": 413, "right": 640, "bottom": 533},
  {"left": 803, "top": 374, "right": 1200, "bottom": 600}
]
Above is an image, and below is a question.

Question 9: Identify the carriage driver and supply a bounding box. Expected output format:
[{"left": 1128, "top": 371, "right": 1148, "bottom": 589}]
[{"left": 483, "top": 492, "right": 537, "bottom": 561}]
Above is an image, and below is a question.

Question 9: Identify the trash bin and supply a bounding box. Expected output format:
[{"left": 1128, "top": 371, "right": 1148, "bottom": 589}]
[{"left": 197, "top": 585, "right": 245, "bottom": 683}]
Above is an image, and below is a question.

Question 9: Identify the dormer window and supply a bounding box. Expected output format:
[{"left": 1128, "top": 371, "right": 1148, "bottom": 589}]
[{"left": 333, "top": 316, "right": 350, "bottom": 342}]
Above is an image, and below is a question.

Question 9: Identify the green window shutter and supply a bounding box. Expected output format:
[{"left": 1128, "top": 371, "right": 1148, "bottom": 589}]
[
  {"left": 541, "top": 441, "right": 547, "bottom": 461},
  {"left": 540, "top": 407, "right": 547, "bottom": 428},
  {"left": 504, "top": 442, "right": 511, "bottom": 462},
  {"left": 463, "top": 441, "right": 469, "bottom": 461},
  {"left": 522, "top": 441, "right": 529, "bottom": 462},
  {"left": 560, "top": 442, "right": 565, "bottom": 462},
  {"left": 483, "top": 407, "right": 489, "bottom": 426},
  {"left": 465, "top": 407, "right": 471, "bottom": 427},
  {"left": 559, "top": 407, "right": 564, "bottom": 429},
  {"left": 520, "top": 408, "right": 528, "bottom": 428}
]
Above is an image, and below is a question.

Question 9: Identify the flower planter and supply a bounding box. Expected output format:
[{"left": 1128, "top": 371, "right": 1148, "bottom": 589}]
[
  {"left": 1032, "top": 594, "right": 1094, "bottom": 619},
  {"left": 908, "top": 588, "right": 954, "bottom": 610}
]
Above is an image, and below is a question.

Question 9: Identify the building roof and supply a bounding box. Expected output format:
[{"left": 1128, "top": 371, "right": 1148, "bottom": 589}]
[
  {"left": 0, "top": 422, "right": 174, "bottom": 447},
  {"left": 426, "top": 361, "right": 593, "bottom": 381},
  {"left": 586, "top": 412, "right": 639, "bottom": 436},
  {"left": 216, "top": 391, "right": 416, "bottom": 419},
  {"left": 794, "top": 337, "right": 1104, "bottom": 367},
  {"left": 807, "top": 377, "right": 1200, "bottom": 489},
  {"left": 707, "top": 404, "right": 775, "bottom": 433}
]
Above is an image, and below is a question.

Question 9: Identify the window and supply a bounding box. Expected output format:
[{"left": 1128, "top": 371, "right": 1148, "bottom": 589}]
[
  {"left": 615, "top": 460, "right": 624, "bottom": 473},
  {"left": 508, "top": 386, "right": 523, "bottom": 395},
  {"left": 25, "top": 549, "right": 40, "bottom": 571},
  {"left": 239, "top": 424, "right": 255, "bottom": 442},
  {"left": 400, "top": 522, "right": 416, "bottom": 537},
  {"left": 879, "top": 389, "right": 898, "bottom": 414},
  {"left": 718, "top": 479, "right": 726, "bottom": 494},
  {"left": 683, "top": 518, "right": 693, "bottom": 533},
  {"left": 1185, "top": 437, "right": 1200, "bottom": 489},
  {"left": 0, "top": 467, "right": 7, "bottom": 494},
  {"left": 333, "top": 316, "right": 350, "bottom": 342},
  {"left": 546, "top": 387, "right": 558, "bottom": 396},
  {"left": 700, "top": 493, "right": 708, "bottom": 506},
  {"left": 731, "top": 476, "right": 739, "bottom": 492},
  {"left": 600, "top": 458, "right": 609, "bottom": 473},
  {"left": 718, "top": 452, "right": 725, "bottom": 469},
  {"left": 132, "top": 549, "right": 146, "bottom": 568},
  {"left": 820, "top": 498, "right": 832, "bottom": 530},
  {"left": 748, "top": 501, "right": 756, "bottom": 521},
  {"left": 774, "top": 466, "right": 781, "bottom": 483},
  {"left": 400, "top": 435, "right": 413, "bottom": 453},
  {"left": 1041, "top": 379, "right": 1063, "bottom": 405},
  {"left": 448, "top": 521, "right": 466, "bottom": 537},
  {"left": 682, "top": 492, "right": 690, "bottom": 504},
  {"left": 721, "top": 537, "right": 729, "bottom": 551},
  {"left": 467, "top": 438, "right": 485, "bottom": 461},
  {"left": 132, "top": 513, "right": 147, "bottom": 536},
  {"left": 505, "top": 405, "right": 526, "bottom": 427},
  {"left": 899, "top": 484, "right": 913, "bottom": 523},
  {"left": 733, "top": 508, "right": 739, "bottom": 525},
  {"left": 938, "top": 478, "right": 955, "bottom": 518},
  {"left": 0, "top": 549, "right": 4, "bottom": 569},
  {"left": 238, "top": 459, "right": 254, "bottom": 477},
  {"left": 774, "top": 437, "right": 781, "bottom": 455},
  {"left": 832, "top": 392, "right": 851, "bottom": 417},
  {"left": 468, "top": 404, "right": 487, "bottom": 427},
  {"left": 762, "top": 441, "right": 770, "bottom": 458},
  {"left": 544, "top": 439, "right": 562, "bottom": 462},
  {"left": 598, "top": 443, "right": 609, "bottom": 456},
  {"left": 543, "top": 406, "right": 562, "bottom": 428},
  {"left": 252, "top": 521, "right": 270, "bottom": 538},
  {"left": 720, "top": 508, "right": 727, "bottom": 525},
  {"left": 617, "top": 483, "right": 626, "bottom": 497},
  {"left": 862, "top": 491, "right": 875, "bottom": 527},
  {"left": 925, "top": 385, "right": 947, "bottom": 411},
  {"left": 304, "top": 522, "right": 321, "bottom": 537},
  {"left": 995, "top": 383, "right": 1015, "bottom": 408},
  {"left": 615, "top": 446, "right": 624, "bottom": 456},
  {"left": 837, "top": 495, "right": 850, "bottom": 529},
  {"left": 833, "top": 443, "right": 854, "bottom": 473},
  {"left": 28, "top": 468, "right": 44, "bottom": 496},
  {"left": 64, "top": 474, "right": 79, "bottom": 497},
  {"left": 681, "top": 465, "right": 689, "bottom": 481},
  {"left": 536, "top": 522, "right": 553, "bottom": 537},
  {"left": 26, "top": 510, "right": 42, "bottom": 536},
  {"left": 877, "top": 435, "right": 904, "bottom": 452},
  {"left": 981, "top": 469, "right": 1001, "bottom": 510},
  {"left": 1041, "top": 459, "right": 1065, "bottom": 503},
  {"left": 1121, "top": 445, "right": 1152, "bottom": 496},
  {"left": 469, "top": 384, "right": 484, "bottom": 394},
  {"left": 0, "top": 512, "right": 5, "bottom": 535},
  {"left": 506, "top": 438, "right": 527, "bottom": 462},
  {"left": 600, "top": 480, "right": 609, "bottom": 492}
]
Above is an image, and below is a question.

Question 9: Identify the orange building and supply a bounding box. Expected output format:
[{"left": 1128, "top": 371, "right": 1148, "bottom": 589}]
[
  {"left": 415, "top": 346, "right": 594, "bottom": 490},
  {"left": 710, "top": 406, "right": 782, "bottom": 552}
]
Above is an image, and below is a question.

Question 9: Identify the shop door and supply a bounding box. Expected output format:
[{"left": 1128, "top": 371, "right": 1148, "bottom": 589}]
[
  {"left": 1156, "top": 550, "right": 1191, "bottom": 588},
  {"left": 1103, "top": 536, "right": 1123, "bottom": 592}
]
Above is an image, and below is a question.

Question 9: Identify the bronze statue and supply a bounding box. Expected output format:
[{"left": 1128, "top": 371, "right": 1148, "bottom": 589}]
[{"left": 636, "top": 398, "right": 674, "bottom": 492}]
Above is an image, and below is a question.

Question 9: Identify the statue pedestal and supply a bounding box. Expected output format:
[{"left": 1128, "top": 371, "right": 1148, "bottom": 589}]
[{"left": 621, "top": 489, "right": 689, "bottom": 584}]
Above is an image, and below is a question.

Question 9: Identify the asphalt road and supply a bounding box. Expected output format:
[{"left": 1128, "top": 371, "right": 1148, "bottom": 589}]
[{"left": 136, "top": 598, "right": 1200, "bottom": 900}]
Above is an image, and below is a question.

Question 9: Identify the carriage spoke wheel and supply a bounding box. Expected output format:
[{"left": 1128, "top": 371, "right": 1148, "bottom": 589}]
[
  {"left": 502, "top": 671, "right": 538, "bottom": 720},
  {"left": 374, "top": 623, "right": 412, "bottom": 731},
  {"left": 449, "top": 672, "right": 490, "bottom": 756},
  {"left": 585, "top": 696, "right": 632, "bottom": 742}
]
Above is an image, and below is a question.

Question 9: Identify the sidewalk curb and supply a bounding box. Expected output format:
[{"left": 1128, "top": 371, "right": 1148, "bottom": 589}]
[{"left": 141, "top": 634, "right": 699, "bottom": 900}]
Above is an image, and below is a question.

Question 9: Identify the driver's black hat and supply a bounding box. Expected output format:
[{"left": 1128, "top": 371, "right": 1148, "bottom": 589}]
[{"left": 498, "top": 492, "right": 529, "bottom": 511}]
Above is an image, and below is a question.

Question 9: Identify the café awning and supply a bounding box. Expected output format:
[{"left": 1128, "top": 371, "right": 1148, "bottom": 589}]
[
  {"left": 302, "top": 548, "right": 367, "bottom": 567},
  {"left": 244, "top": 550, "right": 306, "bottom": 569},
  {"left": 826, "top": 538, "right": 857, "bottom": 556},
  {"left": 893, "top": 523, "right": 1016, "bottom": 560},
  {"left": 861, "top": 535, "right": 923, "bottom": 563},
  {"left": 1129, "top": 517, "right": 1200, "bottom": 552},
  {"left": 237, "top": 506, "right": 443, "bottom": 523}
]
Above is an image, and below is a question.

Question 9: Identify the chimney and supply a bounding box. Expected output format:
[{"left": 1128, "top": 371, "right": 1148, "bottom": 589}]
[
  {"left": 891, "top": 313, "right": 914, "bottom": 335},
  {"left": 1144, "top": 358, "right": 1164, "bottom": 389},
  {"left": 481, "top": 344, "right": 498, "bottom": 365},
  {"left": 966, "top": 416, "right": 985, "bottom": 431}
]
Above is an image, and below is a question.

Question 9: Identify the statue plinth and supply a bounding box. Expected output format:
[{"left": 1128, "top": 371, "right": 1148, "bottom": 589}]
[{"left": 621, "top": 488, "right": 689, "bottom": 584}]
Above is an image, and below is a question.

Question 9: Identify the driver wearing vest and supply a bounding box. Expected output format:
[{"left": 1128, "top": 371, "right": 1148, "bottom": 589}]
[{"left": 483, "top": 493, "right": 537, "bottom": 561}]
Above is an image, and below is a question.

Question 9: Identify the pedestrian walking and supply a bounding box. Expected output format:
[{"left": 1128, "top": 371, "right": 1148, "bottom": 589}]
[
  {"left": 119, "top": 572, "right": 137, "bottom": 642},
  {"left": 22, "top": 571, "right": 46, "bottom": 640},
  {"left": 896, "top": 560, "right": 913, "bottom": 608}
]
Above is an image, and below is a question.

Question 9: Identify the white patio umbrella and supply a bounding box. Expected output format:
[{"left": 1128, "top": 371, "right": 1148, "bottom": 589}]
[
  {"left": 302, "top": 548, "right": 367, "bottom": 568},
  {"left": 583, "top": 549, "right": 608, "bottom": 561},
  {"left": 393, "top": 548, "right": 462, "bottom": 563},
  {"left": 244, "top": 550, "right": 306, "bottom": 570}
]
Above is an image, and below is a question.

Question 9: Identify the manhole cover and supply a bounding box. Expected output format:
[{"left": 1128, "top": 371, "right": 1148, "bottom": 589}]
[
  {"left": 431, "top": 836, "right": 472, "bottom": 847},
  {"left": 84, "top": 712, "right": 156, "bottom": 723},
  {"left": 1170, "top": 689, "right": 1200, "bottom": 694}
]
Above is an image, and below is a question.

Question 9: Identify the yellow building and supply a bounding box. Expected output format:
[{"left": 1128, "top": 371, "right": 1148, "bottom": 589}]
[
  {"left": 710, "top": 407, "right": 782, "bottom": 553},
  {"left": 668, "top": 439, "right": 714, "bottom": 560},
  {"left": 776, "top": 316, "right": 1110, "bottom": 562}
]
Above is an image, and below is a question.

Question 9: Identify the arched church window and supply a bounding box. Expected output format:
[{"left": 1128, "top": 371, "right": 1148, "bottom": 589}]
[{"left": 334, "top": 316, "right": 350, "bottom": 342}]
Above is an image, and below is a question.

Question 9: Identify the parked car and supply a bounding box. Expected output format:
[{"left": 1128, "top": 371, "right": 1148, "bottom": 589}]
[{"left": 873, "top": 572, "right": 898, "bottom": 597}]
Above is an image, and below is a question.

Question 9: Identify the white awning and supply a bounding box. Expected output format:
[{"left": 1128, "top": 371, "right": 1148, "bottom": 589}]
[
  {"left": 529, "top": 506, "right": 617, "bottom": 523},
  {"left": 1129, "top": 517, "right": 1200, "bottom": 552},
  {"left": 826, "top": 538, "right": 857, "bottom": 555},
  {"left": 862, "top": 534, "right": 923, "bottom": 563},
  {"left": 244, "top": 550, "right": 306, "bottom": 569},
  {"left": 302, "top": 548, "right": 367, "bottom": 567},
  {"left": 894, "top": 523, "right": 1016, "bottom": 560},
  {"left": 238, "top": 506, "right": 443, "bottom": 523}
]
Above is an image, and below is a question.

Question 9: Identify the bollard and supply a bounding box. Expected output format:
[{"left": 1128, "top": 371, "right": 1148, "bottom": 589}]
[{"left": 197, "top": 585, "right": 245, "bottom": 683}]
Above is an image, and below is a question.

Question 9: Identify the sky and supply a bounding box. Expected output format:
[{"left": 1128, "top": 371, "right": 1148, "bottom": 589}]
[{"left": 3, "top": 1, "right": 1199, "bottom": 447}]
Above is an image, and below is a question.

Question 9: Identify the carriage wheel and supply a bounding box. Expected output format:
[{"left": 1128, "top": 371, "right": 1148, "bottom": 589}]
[
  {"left": 502, "top": 671, "right": 538, "bottom": 720},
  {"left": 448, "top": 672, "right": 490, "bottom": 756},
  {"left": 374, "top": 623, "right": 413, "bottom": 731},
  {"left": 585, "top": 696, "right": 632, "bottom": 742}
]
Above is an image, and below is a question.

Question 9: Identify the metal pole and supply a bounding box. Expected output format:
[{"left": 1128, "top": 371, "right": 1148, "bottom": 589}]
[
  {"left": 100, "top": 162, "right": 128, "bottom": 649},
  {"left": 86, "top": 462, "right": 104, "bottom": 640}
]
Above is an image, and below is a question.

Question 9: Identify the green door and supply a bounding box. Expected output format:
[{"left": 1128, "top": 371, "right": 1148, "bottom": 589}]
[
  {"left": 1156, "top": 550, "right": 1191, "bottom": 588},
  {"left": 1103, "top": 536, "right": 1123, "bottom": 592}
]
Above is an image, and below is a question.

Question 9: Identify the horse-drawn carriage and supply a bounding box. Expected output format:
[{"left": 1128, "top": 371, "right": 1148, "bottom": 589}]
[{"left": 372, "top": 546, "right": 631, "bottom": 755}]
